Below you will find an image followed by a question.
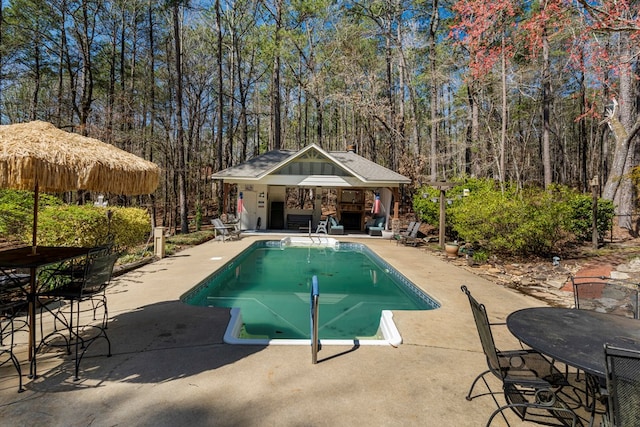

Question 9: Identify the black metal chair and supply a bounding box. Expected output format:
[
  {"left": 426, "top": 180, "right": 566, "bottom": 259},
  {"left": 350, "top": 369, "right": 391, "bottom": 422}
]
[
  {"left": 570, "top": 275, "right": 638, "bottom": 418},
  {"left": 571, "top": 276, "right": 639, "bottom": 319},
  {"left": 38, "top": 248, "right": 117, "bottom": 380},
  {"left": 603, "top": 344, "right": 640, "bottom": 427},
  {"left": 0, "top": 273, "right": 29, "bottom": 392},
  {"left": 461, "top": 285, "right": 578, "bottom": 426}
]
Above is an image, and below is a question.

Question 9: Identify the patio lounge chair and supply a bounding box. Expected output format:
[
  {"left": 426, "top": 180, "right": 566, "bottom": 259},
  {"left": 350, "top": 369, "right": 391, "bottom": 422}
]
[
  {"left": 395, "top": 222, "right": 422, "bottom": 246},
  {"left": 393, "top": 221, "right": 416, "bottom": 243},
  {"left": 327, "top": 216, "right": 344, "bottom": 235},
  {"left": 315, "top": 219, "right": 328, "bottom": 234},
  {"left": 604, "top": 344, "right": 640, "bottom": 427},
  {"left": 460, "top": 286, "right": 577, "bottom": 427},
  {"left": 212, "top": 218, "right": 241, "bottom": 241}
]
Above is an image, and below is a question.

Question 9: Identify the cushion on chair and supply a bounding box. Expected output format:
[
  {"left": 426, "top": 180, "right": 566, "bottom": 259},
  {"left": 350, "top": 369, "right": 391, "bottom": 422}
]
[
  {"left": 366, "top": 216, "right": 385, "bottom": 236},
  {"left": 328, "top": 216, "right": 344, "bottom": 235}
]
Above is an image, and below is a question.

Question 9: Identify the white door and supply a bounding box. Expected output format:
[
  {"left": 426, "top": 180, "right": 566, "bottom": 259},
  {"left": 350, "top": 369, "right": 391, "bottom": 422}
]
[{"left": 240, "top": 191, "right": 257, "bottom": 230}]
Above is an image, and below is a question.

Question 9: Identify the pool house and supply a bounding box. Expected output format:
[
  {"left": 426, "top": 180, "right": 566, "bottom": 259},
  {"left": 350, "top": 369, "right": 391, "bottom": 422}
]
[{"left": 211, "top": 144, "right": 411, "bottom": 232}]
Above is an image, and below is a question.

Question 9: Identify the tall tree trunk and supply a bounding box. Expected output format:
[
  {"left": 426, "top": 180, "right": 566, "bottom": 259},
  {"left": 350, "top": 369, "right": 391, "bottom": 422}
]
[
  {"left": 578, "top": 49, "right": 588, "bottom": 193},
  {"left": 78, "top": 0, "right": 94, "bottom": 135},
  {"left": 215, "top": 0, "right": 224, "bottom": 215},
  {"left": 428, "top": 0, "right": 439, "bottom": 181},
  {"left": 603, "top": 34, "right": 637, "bottom": 231},
  {"left": 385, "top": 29, "right": 396, "bottom": 169},
  {"left": 147, "top": 0, "right": 156, "bottom": 229},
  {"left": 226, "top": 36, "right": 235, "bottom": 167},
  {"left": 270, "top": 0, "right": 282, "bottom": 150},
  {"left": 234, "top": 30, "right": 248, "bottom": 161},
  {"left": 30, "top": 42, "right": 41, "bottom": 121},
  {"left": 56, "top": 6, "right": 65, "bottom": 127},
  {"left": 541, "top": 21, "right": 552, "bottom": 189},
  {"left": 172, "top": 2, "right": 188, "bottom": 234},
  {"left": 499, "top": 35, "right": 507, "bottom": 183}
]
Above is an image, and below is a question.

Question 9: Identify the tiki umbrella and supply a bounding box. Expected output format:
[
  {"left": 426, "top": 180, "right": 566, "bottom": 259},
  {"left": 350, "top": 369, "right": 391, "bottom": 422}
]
[{"left": 0, "top": 120, "right": 160, "bottom": 251}]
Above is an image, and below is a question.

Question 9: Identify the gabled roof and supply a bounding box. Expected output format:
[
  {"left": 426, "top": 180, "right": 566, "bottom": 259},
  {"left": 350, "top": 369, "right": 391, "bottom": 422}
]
[{"left": 211, "top": 144, "right": 410, "bottom": 186}]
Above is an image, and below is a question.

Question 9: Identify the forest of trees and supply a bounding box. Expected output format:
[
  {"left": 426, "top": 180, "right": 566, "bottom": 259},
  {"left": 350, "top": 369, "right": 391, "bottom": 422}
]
[{"left": 0, "top": 0, "right": 638, "bottom": 234}]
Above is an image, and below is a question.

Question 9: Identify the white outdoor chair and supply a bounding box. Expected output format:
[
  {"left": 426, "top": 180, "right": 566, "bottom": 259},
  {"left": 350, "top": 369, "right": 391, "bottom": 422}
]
[{"left": 315, "top": 219, "right": 328, "bottom": 234}]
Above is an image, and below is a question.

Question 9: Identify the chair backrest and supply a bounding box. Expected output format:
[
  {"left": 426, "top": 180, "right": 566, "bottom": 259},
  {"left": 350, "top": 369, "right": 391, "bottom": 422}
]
[
  {"left": 316, "top": 220, "right": 328, "bottom": 233},
  {"left": 409, "top": 222, "right": 422, "bottom": 237},
  {"left": 572, "top": 276, "right": 639, "bottom": 319},
  {"left": 460, "top": 285, "right": 502, "bottom": 378},
  {"left": 212, "top": 218, "right": 230, "bottom": 235},
  {"left": 81, "top": 251, "right": 118, "bottom": 295},
  {"left": 405, "top": 221, "right": 416, "bottom": 233},
  {"left": 328, "top": 216, "right": 339, "bottom": 227},
  {"left": 604, "top": 344, "right": 640, "bottom": 427}
]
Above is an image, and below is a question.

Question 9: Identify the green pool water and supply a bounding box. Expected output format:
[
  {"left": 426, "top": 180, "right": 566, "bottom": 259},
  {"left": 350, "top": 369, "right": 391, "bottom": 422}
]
[{"left": 181, "top": 240, "right": 439, "bottom": 340}]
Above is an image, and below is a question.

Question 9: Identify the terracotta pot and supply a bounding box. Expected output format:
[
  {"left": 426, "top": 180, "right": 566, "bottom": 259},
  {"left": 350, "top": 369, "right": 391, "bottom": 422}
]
[{"left": 444, "top": 243, "right": 459, "bottom": 258}]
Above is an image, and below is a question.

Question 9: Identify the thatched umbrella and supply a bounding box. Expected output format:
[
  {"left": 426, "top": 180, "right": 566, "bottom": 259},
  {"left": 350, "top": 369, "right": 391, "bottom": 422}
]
[{"left": 0, "top": 120, "right": 160, "bottom": 250}]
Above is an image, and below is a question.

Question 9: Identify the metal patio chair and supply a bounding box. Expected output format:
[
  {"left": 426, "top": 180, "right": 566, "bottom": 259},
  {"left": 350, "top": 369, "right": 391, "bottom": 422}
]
[
  {"left": 571, "top": 276, "right": 639, "bottom": 319},
  {"left": 603, "top": 344, "right": 640, "bottom": 427},
  {"left": 570, "top": 275, "right": 639, "bottom": 412},
  {"left": 38, "top": 248, "right": 118, "bottom": 380},
  {"left": 461, "top": 285, "right": 578, "bottom": 426},
  {"left": 0, "top": 273, "right": 29, "bottom": 392}
]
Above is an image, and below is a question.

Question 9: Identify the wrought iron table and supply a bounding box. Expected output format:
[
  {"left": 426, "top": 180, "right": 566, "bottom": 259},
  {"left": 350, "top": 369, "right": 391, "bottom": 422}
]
[
  {"left": 0, "top": 246, "right": 91, "bottom": 378},
  {"left": 507, "top": 307, "right": 640, "bottom": 378}
]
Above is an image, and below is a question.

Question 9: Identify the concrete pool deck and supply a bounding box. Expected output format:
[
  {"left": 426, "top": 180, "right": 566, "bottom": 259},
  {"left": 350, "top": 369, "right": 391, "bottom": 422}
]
[{"left": 0, "top": 235, "right": 572, "bottom": 426}]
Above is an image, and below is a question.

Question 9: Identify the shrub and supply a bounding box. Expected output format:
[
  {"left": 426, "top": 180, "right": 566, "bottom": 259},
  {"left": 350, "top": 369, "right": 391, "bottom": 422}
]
[
  {"left": 413, "top": 178, "right": 494, "bottom": 239},
  {"left": 565, "top": 194, "right": 615, "bottom": 241},
  {"left": 109, "top": 207, "right": 154, "bottom": 251},
  {"left": 35, "top": 205, "right": 151, "bottom": 252},
  {"left": 414, "top": 179, "right": 612, "bottom": 257},
  {"left": 0, "top": 189, "right": 61, "bottom": 238}
]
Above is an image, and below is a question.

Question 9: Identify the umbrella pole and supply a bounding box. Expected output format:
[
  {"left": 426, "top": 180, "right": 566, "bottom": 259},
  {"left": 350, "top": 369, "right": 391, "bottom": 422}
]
[
  {"left": 28, "top": 181, "right": 39, "bottom": 371},
  {"left": 32, "top": 182, "right": 39, "bottom": 255}
]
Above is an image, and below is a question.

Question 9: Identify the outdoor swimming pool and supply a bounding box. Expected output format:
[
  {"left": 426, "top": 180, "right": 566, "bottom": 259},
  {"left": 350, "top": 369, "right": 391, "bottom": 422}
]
[{"left": 181, "top": 238, "right": 440, "bottom": 345}]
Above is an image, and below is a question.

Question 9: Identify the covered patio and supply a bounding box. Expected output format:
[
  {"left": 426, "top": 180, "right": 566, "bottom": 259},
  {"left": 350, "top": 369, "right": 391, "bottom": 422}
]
[{"left": 211, "top": 144, "right": 411, "bottom": 233}]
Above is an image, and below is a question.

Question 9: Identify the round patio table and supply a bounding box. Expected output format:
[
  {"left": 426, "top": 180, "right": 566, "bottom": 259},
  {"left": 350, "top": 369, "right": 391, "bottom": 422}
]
[{"left": 507, "top": 307, "right": 640, "bottom": 378}]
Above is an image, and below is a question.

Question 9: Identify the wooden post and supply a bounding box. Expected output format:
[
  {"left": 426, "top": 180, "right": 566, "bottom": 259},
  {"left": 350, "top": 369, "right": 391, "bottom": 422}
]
[
  {"left": 420, "top": 181, "right": 455, "bottom": 248},
  {"left": 439, "top": 188, "right": 446, "bottom": 248},
  {"left": 591, "top": 176, "right": 599, "bottom": 250}
]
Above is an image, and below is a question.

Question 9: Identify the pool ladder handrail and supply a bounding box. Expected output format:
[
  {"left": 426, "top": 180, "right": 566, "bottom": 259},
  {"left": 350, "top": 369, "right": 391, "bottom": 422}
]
[{"left": 311, "top": 275, "right": 319, "bottom": 364}]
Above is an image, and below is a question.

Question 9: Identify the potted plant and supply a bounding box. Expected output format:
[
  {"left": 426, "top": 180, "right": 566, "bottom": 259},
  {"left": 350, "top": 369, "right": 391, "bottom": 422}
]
[{"left": 444, "top": 242, "right": 459, "bottom": 258}]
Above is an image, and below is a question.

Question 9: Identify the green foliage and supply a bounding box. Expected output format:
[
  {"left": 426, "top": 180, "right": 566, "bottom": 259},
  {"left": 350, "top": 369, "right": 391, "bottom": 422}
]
[
  {"left": 413, "top": 179, "right": 614, "bottom": 257},
  {"left": 413, "top": 178, "right": 502, "bottom": 240},
  {"left": 472, "top": 249, "right": 488, "bottom": 263},
  {"left": 35, "top": 206, "right": 152, "bottom": 252},
  {"left": 109, "top": 208, "right": 154, "bottom": 251},
  {"left": 0, "top": 190, "right": 62, "bottom": 238},
  {"left": 565, "top": 195, "right": 615, "bottom": 241}
]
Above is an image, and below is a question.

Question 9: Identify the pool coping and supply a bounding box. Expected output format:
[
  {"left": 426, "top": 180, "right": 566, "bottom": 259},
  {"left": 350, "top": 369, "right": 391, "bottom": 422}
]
[{"left": 223, "top": 308, "right": 403, "bottom": 346}]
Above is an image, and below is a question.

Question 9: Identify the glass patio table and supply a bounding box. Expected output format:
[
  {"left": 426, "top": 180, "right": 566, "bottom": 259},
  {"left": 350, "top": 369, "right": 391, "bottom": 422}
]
[{"left": 0, "top": 246, "right": 92, "bottom": 378}]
